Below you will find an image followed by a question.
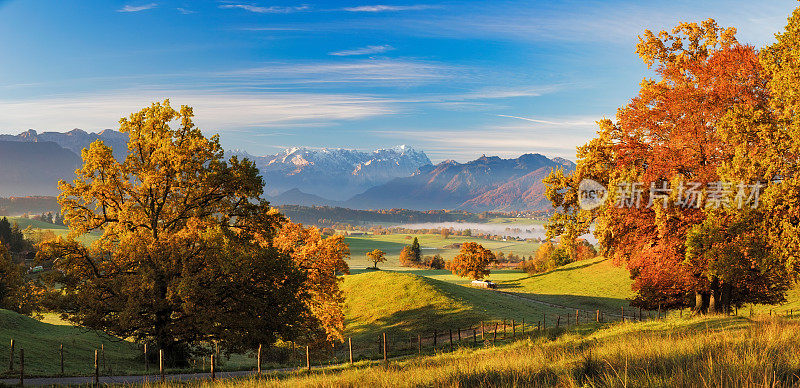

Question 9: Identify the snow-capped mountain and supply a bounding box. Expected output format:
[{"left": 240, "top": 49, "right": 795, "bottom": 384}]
[
  {"left": 0, "top": 128, "right": 129, "bottom": 161},
  {"left": 232, "top": 145, "right": 432, "bottom": 201}
]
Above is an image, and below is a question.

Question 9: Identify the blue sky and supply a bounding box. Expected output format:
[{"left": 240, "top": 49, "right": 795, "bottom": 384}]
[{"left": 0, "top": 0, "right": 796, "bottom": 161}]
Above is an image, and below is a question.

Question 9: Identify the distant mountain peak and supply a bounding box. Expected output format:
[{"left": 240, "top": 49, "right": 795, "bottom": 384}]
[
  {"left": 346, "top": 152, "right": 574, "bottom": 211},
  {"left": 238, "top": 145, "right": 432, "bottom": 201}
]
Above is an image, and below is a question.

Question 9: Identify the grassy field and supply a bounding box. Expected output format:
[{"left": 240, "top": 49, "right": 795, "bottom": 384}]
[
  {"left": 6, "top": 216, "right": 101, "bottom": 246},
  {"left": 0, "top": 309, "right": 141, "bottom": 378},
  {"left": 145, "top": 315, "right": 800, "bottom": 387},
  {"left": 342, "top": 271, "right": 589, "bottom": 343},
  {"left": 345, "top": 234, "right": 538, "bottom": 270}
]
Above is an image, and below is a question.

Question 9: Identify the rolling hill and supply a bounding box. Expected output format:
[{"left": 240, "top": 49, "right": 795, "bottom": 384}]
[{"left": 0, "top": 309, "right": 140, "bottom": 377}]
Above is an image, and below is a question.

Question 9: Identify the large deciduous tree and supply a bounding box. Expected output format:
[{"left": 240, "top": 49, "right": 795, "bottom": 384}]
[
  {"left": 39, "top": 100, "right": 310, "bottom": 364},
  {"left": 544, "top": 18, "right": 798, "bottom": 313}
]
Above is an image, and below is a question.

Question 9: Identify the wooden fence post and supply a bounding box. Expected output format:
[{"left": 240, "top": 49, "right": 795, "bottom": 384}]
[
  {"left": 472, "top": 328, "right": 477, "bottom": 346},
  {"left": 556, "top": 315, "right": 561, "bottom": 328},
  {"left": 417, "top": 335, "right": 421, "bottom": 356},
  {"left": 493, "top": 323, "right": 498, "bottom": 343},
  {"left": 9, "top": 339, "right": 13, "bottom": 371},
  {"left": 512, "top": 320, "right": 516, "bottom": 338},
  {"left": 621, "top": 307, "right": 624, "bottom": 322},
  {"left": 159, "top": 349, "right": 164, "bottom": 383},
  {"left": 60, "top": 344, "right": 64, "bottom": 377},
  {"left": 211, "top": 354, "right": 216, "bottom": 380},
  {"left": 383, "top": 333, "right": 388, "bottom": 365},
  {"left": 502, "top": 319, "right": 506, "bottom": 339},
  {"left": 94, "top": 349, "right": 99, "bottom": 387},
  {"left": 543, "top": 314, "right": 546, "bottom": 329},
  {"left": 306, "top": 345, "right": 311, "bottom": 371},
  {"left": 481, "top": 322, "right": 484, "bottom": 340},
  {"left": 458, "top": 328, "right": 462, "bottom": 342},
  {"left": 596, "top": 310, "right": 600, "bottom": 323},
  {"left": 522, "top": 318, "right": 525, "bottom": 335},
  {"left": 19, "top": 348, "right": 23, "bottom": 387},
  {"left": 257, "top": 344, "right": 262, "bottom": 375},
  {"left": 576, "top": 309, "right": 580, "bottom": 325},
  {"left": 349, "top": 338, "right": 354, "bottom": 364},
  {"left": 144, "top": 343, "right": 148, "bottom": 372},
  {"left": 433, "top": 330, "right": 437, "bottom": 348}
]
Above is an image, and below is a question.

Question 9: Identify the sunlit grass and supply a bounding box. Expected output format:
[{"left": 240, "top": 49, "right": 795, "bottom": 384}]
[{"left": 154, "top": 316, "right": 800, "bottom": 387}]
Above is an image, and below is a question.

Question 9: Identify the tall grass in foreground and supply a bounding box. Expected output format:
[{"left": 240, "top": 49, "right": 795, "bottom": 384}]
[{"left": 144, "top": 316, "right": 800, "bottom": 387}]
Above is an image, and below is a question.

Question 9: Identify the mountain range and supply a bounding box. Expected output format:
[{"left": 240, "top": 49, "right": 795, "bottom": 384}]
[
  {"left": 0, "top": 128, "right": 129, "bottom": 161},
  {"left": 344, "top": 154, "right": 574, "bottom": 211},
  {"left": 231, "top": 145, "right": 432, "bottom": 200},
  {"left": 0, "top": 129, "right": 574, "bottom": 211}
]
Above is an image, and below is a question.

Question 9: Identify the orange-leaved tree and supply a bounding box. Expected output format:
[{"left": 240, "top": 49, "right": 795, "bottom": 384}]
[
  {"left": 366, "top": 249, "right": 386, "bottom": 269},
  {"left": 448, "top": 242, "right": 496, "bottom": 280},
  {"left": 544, "top": 18, "right": 796, "bottom": 314},
  {"left": 274, "top": 221, "right": 350, "bottom": 344}
]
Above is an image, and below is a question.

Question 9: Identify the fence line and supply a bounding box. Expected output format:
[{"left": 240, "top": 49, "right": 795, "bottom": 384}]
[{"left": 0, "top": 306, "right": 707, "bottom": 384}]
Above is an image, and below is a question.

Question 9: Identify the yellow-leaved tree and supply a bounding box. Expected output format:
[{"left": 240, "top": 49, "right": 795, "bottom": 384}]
[{"left": 39, "top": 100, "right": 312, "bottom": 365}]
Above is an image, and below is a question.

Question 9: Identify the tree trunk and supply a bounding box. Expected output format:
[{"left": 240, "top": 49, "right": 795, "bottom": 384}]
[
  {"left": 693, "top": 292, "right": 703, "bottom": 315},
  {"left": 708, "top": 277, "right": 722, "bottom": 314},
  {"left": 721, "top": 282, "right": 732, "bottom": 315}
]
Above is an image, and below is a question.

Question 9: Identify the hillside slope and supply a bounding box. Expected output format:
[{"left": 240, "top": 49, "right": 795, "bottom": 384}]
[
  {"left": 499, "top": 258, "right": 635, "bottom": 312},
  {"left": 0, "top": 309, "right": 139, "bottom": 377},
  {"left": 342, "top": 271, "right": 578, "bottom": 343}
]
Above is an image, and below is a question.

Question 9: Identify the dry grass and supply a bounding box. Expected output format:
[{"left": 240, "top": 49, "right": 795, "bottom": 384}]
[{"left": 145, "top": 315, "right": 800, "bottom": 387}]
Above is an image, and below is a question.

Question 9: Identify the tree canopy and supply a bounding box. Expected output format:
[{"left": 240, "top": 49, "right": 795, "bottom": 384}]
[
  {"left": 39, "top": 100, "right": 316, "bottom": 364},
  {"left": 367, "top": 249, "right": 386, "bottom": 269},
  {"left": 448, "top": 242, "right": 496, "bottom": 280},
  {"left": 544, "top": 17, "right": 800, "bottom": 313}
]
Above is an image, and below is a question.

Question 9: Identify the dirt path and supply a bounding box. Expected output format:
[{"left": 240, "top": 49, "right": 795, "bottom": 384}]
[
  {"left": 0, "top": 366, "right": 305, "bottom": 386},
  {"left": 495, "top": 289, "right": 630, "bottom": 320}
]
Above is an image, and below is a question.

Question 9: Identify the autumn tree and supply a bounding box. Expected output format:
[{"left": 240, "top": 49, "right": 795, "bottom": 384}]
[
  {"left": 39, "top": 101, "right": 310, "bottom": 364},
  {"left": 0, "top": 242, "right": 30, "bottom": 314},
  {"left": 274, "top": 221, "right": 350, "bottom": 344},
  {"left": 544, "top": 18, "right": 795, "bottom": 313},
  {"left": 448, "top": 242, "right": 496, "bottom": 280},
  {"left": 440, "top": 228, "right": 451, "bottom": 239},
  {"left": 366, "top": 249, "right": 386, "bottom": 269}
]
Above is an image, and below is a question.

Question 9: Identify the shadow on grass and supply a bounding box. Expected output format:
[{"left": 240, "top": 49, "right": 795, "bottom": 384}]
[{"left": 498, "top": 260, "right": 605, "bottom": 289}]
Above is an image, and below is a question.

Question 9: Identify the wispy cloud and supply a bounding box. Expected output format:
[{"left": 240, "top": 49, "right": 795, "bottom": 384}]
[
  {"left": 496, "top": 114, "right": 595, "bottom": 126},
  {"left": 222, "top": 59, "right": 455, "bottom": 86},
  {"left": 118, "top": 3, "right": 157, "bottom": 12},
  {"left": 374, "top": 119, "right": 599, "bottom": 161},
  {"left": 220, "top": 4, "right": 310, "bottom": 13},
  {"left": 329, "top": 45, "right": 395, "bottom": 56},
  {"left": 342, "top": 4, "right": 440, "bottom": 12},
  {"left": 0, "top": 90, "right": 396, "bottom": 134},
  {"left": 176, "top": 7, "right": 195, "bottom": 14}
]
